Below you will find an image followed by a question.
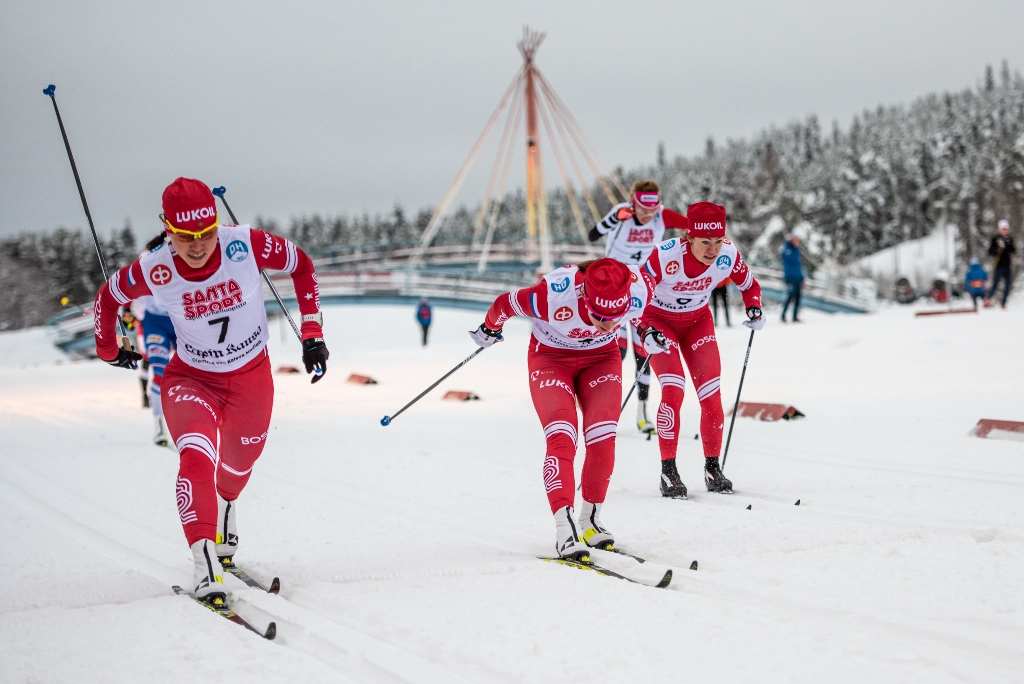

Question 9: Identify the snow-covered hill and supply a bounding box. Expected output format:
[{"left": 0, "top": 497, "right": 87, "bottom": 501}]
[{"left": 1, "top": 300, "right": 1023, "bottom": 683}]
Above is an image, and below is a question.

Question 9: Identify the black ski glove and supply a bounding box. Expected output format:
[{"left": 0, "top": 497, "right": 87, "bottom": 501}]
[
  {"left": 302, "top": 337, "right": 329, "bottom": 384},
  {"left": 105, "top": 346, "right": 144, "bottom": 370}
]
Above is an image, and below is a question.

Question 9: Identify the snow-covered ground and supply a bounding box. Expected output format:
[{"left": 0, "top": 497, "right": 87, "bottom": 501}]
[{"left": 1, "top": 297, "right": 1023, "bottom": 683}]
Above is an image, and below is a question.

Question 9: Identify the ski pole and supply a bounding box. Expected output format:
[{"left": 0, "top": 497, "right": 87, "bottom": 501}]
[
  {"left": 211, "top": 186, "right": 304, "bottom": 345},
  {"left": 43, "top": 84, "right": 131, "bottom": 347},
  {"left": 620, "top": 354, "right": 652, "bottom": 414},
  {"left": 721, "top": 329, "right": 755, "bottom": 470},
  {"left": 381, "top": 347, "right": 486, "bottom": 426}
]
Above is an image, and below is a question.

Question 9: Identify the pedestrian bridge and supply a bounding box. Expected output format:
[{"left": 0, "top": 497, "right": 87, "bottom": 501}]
[{"left": 263, "top": 241, "right": 875, "bottom": 315}]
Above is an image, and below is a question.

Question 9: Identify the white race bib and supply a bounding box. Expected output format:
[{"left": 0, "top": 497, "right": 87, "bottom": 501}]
[{"left": 140, "top": 226, "right": 269, "bottom": 372}]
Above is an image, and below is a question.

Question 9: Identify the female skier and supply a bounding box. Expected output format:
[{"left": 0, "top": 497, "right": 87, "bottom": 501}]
[
  {"left": 640, "top": 202, "right": 763, "bottom": 499},
  {"left": 93, "top": 177, "right": 329, "bottom": 603},
  {"left": 588, "top": 180, "right": 689, "bottom": 435},
  {"left": 469, "top": 258, "right": 669, "bottom": 561}
]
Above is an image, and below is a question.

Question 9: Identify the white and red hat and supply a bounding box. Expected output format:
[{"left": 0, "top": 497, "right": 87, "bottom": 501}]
[
  {"left": 583, "top": 258, "right": 632, "bottom": 320},
  {"left": 633, "top": 191, "right": 661, "bottom": 209},
  {"left": 162, "top": 178, "right": 218, "bottom": 235},
  {"left": 687, "top": 202, "right": 726, "bottom": 238}
]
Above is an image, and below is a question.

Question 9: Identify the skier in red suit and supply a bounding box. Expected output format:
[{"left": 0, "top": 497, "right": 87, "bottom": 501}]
[
  {"left": 469, "top": 258, "right": 670, "bottom": 562},
  {"left": 93, "top": 178, "right": 329, "bottom": 603},
  {"left": 640, "top": 202, "right": 763, "bottom": 498}
]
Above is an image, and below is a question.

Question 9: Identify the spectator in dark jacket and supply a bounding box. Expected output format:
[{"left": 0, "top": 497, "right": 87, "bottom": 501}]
[
  {"left": 416, "top": 298, "right": 433, "bottom": 346},
  {"left": 985, "top": 220, "right": 1016, "bottom": 308},
  {"left": 781, "top": 235, "right": 804, "bottom": 322},
  {"left": 964, "top": 259, "right": 988, "bottom": 309}
]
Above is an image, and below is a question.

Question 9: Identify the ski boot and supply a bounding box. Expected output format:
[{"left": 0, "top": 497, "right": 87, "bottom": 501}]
[
  {"left": 153, "top": 416, "right": 169, "bottom": 447},
  {"left": 216, "top": 495, "right": 239, "bottom": 567},
  {"left": 704, "top": 456, "right": 733, "bottom": 493},
  {"left": 659, "top": 458, "right": 688, "bottom": 499},
  {"left": 191, "top": 538, "right": 227, "bottom": 602},
  {"left": 578, "top": 500, "right": 615, "bottom": 550},
  {"left": 554, "top": 506, "right": 591, "bottom": 562},
  {"left": 636, "top": 400, "right": 656, "bottom": 437}
]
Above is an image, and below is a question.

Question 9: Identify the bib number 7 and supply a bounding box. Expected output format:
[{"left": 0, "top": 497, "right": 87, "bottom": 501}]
[{"left": 208, "top": 316, "right": 230, "bottom": 344}]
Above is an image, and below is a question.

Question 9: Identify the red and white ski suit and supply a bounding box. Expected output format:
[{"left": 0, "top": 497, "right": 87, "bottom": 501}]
[
  {"left": 94, "top": 226, "right": 323, "bottom": 545},
  {"left": 640, "top": 239, "right": 761, "bottom": 461},
  {"left": 484, "top": 265, "right": 655, "bottom": 512}
]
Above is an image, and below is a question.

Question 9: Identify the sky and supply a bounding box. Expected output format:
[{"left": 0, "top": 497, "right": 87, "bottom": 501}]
[{"left": 3, "top": 0, "right": 1024, "bottom": 239}]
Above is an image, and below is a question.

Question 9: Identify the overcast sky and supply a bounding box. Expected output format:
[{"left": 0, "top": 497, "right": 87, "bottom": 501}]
[{"left": 3, "top": 0, "right": 1024, "bottom": 238}]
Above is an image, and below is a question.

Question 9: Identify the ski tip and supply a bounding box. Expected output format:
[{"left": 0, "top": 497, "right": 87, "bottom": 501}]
[
  {"left": 212, "top": 186, "right": 226, "bottom": 197},
  {"left": 657, "top": 570, "right": 673, "bottom": 588},
  {"left": 689, "top": 560, "right": 698, "bottom": 571},
  {"left": 746, "top": 504, "right": 752, "bottom": 510},
  {"left": 380, "top": 415, "right": 391, "bottom": 426},
  {"left": 269, "top": 577, "right": 281, "bottom": 594},
  {"left": 794, "top": 499, "right": 801, "bottom": 506},
  {"left": 43, "top": 84, "right": 56, "bottom": 97},
  {"left": 265, "top": 622, "right": 277, "bottom": 640}
]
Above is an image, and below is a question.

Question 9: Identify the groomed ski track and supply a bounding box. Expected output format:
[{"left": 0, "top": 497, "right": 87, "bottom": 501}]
[{"left": 1, "top": 300, "right": 1023, "bottom": 683}]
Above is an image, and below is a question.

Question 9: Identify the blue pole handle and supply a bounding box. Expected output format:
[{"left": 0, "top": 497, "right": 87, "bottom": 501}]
[
  {"left": 43, "top": 84, "right": 56, "bottom": 97},
  {"left": 380, "top": 416, "right": 391, "bottom": 426},
  {"left": 212, "top": 186, "right": 226, "bottom": 197}
]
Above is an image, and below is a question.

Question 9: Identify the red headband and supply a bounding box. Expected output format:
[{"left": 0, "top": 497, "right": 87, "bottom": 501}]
[{"left": 633, "top": 191, "right": 661, "bottom": 209}]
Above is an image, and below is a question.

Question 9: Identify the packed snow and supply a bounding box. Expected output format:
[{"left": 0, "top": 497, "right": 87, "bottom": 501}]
[{"left": 1, "top": 296, "right": 1023, "bottom": 683}]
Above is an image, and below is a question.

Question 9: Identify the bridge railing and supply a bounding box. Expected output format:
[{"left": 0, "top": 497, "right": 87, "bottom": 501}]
[{"left": 267, "top": 268, "right": 537, "bottom": 311}]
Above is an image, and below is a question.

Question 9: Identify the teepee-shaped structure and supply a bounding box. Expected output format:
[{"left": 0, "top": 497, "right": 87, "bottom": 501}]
[{"left": 411, "top": 26, "right": 627, "bottom": 272}]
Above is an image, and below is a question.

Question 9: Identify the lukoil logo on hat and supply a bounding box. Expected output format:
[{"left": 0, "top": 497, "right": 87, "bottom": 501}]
[
  {"left": 582, "top": 258, "right": 632, "bottom": 319},
  {"left": 687, "top": 202, "right": 727, "bottom": 238},
  {"left": 162, "top": 178, "right": 218, "bottom": 234}
]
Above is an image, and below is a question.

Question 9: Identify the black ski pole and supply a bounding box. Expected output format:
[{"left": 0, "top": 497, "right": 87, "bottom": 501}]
[
  {"left": 620, "top": 354, "right": 652, "bottom": 414},
  {"left": 721, "top": 329, "right": 755, "bottom": 470},
  {"left": 43, "top": 84, "right": 130, "bottom": 346},
  {"left": 381, "top": 347, "right": 486, "bottom": 426},
  {"left": 211, "top": 186, "right": 304, "bottom": 345}
]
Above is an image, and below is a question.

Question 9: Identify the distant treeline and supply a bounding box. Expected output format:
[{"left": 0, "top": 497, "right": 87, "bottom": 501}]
[
  {"left": 0, "top": 225, "right": 137, "bottom": 331},
  {"left": 3, "top": 64, "right": 1022, "bottom": 330}
]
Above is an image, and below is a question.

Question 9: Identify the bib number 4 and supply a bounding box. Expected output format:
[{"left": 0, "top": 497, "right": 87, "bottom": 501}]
[{"left": 209, "top": 316, "right": 230, "bottom": 344}]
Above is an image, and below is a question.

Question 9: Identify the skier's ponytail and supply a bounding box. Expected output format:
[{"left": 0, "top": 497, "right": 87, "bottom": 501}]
[{"left": 145, "top": 232, "right": 167, "bottom": 252}]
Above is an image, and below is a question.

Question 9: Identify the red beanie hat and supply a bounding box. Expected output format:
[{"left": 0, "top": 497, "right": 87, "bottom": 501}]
[
  {"left": 583, "top": 258, "right": 633, "bottom": 319},
  {"left": 687, "top": 202, "right": 726, "bottom": 238},
  {"left": 162, "top": 178, "right": 218, "bottom": 234}
]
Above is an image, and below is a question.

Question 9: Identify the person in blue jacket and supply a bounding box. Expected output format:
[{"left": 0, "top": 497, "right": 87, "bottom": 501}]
[
  {"left": 781, "top": 234, "right": 804, "bottom": 322},
  {"left": 964, "top": 258, "right": 988, "bottom": 309},
  {"left": 416, "top": 298, "right": 433, "bottom": 346}
]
